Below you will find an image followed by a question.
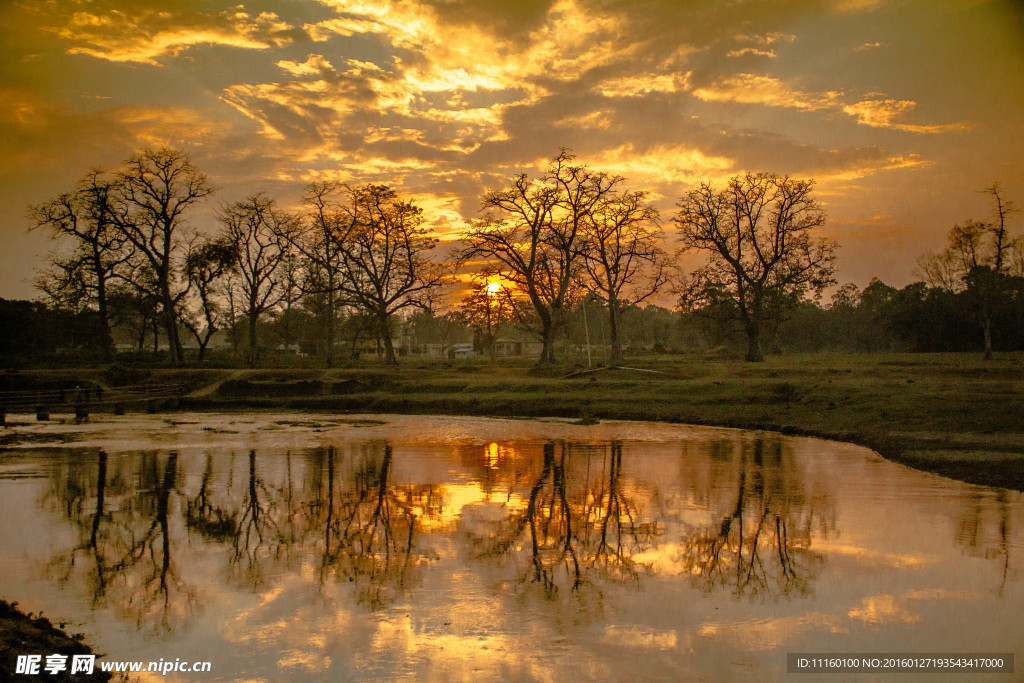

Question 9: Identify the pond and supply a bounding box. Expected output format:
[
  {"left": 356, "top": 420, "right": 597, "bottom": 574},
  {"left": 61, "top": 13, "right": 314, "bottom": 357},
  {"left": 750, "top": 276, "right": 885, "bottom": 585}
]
[{"left": 0, "top": 413, "right": 1020, "bottom": 681}]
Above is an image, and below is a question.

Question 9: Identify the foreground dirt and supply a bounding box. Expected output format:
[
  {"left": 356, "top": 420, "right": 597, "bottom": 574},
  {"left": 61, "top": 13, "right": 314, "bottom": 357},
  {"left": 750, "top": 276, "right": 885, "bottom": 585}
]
[{"left": 0, "top": 601, "right": 111, "bottom": 682}]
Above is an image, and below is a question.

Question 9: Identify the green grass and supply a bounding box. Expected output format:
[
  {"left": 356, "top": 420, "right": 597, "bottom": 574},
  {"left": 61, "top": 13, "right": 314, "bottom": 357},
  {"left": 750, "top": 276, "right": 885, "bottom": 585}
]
[{"left": 4, "top": 352, "right": 1023, "bottom": 490}]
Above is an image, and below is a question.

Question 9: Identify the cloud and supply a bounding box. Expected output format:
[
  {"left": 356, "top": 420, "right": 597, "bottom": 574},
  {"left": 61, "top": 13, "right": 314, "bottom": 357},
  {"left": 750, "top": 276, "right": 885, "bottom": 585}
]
[
  {"left": 691, "top": 74, "right": 842, "bottom": 110},
  {"left": 830, "top": 0, "right": 887, "bottom": 13},
  {"left": 817, "top": 154, "right": 933, "bottom": 183},
  {"left": 597, "top": 74, "right": 685, "bottom": 98},
  {"left": 726, "top": 32, "right": 795, "bottom": 58},
  {"left": 4, "top": 0, "right": 1017, "bottom": 300},
  {"left": 726, "top": 47, "right": 777, "bottom": 58},
  {"left": 589, "top": 143, "right": 735, "bottom": 189},
  {"left": 49, "top": 6, "right": 305, "bottom": 65},
  {"left": 843, "top": 98, "right": 972, "bottom": 133},
  {"left": 275, "top": 54, "right": 338, "bottom": 78}
]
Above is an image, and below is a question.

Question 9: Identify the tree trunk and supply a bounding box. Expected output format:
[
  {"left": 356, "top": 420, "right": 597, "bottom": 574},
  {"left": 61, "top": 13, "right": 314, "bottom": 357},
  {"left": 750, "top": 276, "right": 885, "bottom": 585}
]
[
  {"left": 158, "top": 274, "right": 182, "bottom": 363},
  {"left": 983, "top": 314, "right": 993, "bottom": 361},
  {"left": 94, "top": 265, "right": 113, "bottom": 362},
  {"left": 539, "top": 322, "right": 556, "bottom": 365},
  {"left": 379, "top": 313, "right": 398, "bottom": 365},
  {"left": 162, "top": 305, "right": 179, "bottom": 362},
  {"left": 608, "top": 300, "right": 622, "bottom": 364},
  {"left": 744, "top": 322, "right": 764, "bottom": 362},
  {"left": 247, "top": 310, "right": 259, "bottom": 368},
  {"left": 324, "top": 280, "right": 336, "bottom": 367}
]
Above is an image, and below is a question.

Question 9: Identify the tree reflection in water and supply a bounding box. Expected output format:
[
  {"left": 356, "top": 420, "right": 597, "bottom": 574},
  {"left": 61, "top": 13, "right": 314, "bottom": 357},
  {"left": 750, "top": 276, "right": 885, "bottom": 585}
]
[
  {"left": 38, "top": 433, "right": 834, "bottom": 634},
  {"left": 680, "top": 436, "right": 823, "bottom": 599},
  {"left": 956, "top": 489, "right": 1015, "bottom": 596},
  {"left": 303, "top": 443, "right": 446, "bottom": 610},
  {"left": 465, "top": 441, "right": 659, "bottom": 602},
  {"left": 46, "top": 450, "right": 191, "bottom": 632}
]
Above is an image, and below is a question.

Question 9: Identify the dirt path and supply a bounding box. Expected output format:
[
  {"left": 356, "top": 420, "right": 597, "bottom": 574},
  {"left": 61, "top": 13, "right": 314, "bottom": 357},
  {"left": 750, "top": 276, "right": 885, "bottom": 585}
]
[{"left": 186, "top": 369, "right": 253, "bottom": 398}]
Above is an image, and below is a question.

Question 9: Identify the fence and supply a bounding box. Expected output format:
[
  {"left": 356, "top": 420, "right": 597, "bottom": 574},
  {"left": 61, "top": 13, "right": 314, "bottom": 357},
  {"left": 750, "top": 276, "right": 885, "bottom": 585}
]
[{"left": 0, "top": 383, "right": 184, "bottom": 424}]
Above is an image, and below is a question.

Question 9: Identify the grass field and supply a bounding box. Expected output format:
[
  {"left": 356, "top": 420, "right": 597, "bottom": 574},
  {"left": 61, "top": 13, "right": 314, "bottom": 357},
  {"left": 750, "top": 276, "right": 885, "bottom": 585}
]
[{"left": 4, "top": 351, "right": 1023, "bottom": 490}]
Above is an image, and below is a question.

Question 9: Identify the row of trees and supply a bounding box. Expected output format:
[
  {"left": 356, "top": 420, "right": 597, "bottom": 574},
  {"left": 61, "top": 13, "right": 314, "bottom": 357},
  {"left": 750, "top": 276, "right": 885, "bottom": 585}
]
[
  {"left": 6, "top": 267, "right": 1024, "bottom": 366},
  {"left": 26, "top": 147, "right": 1019, "bottom": 366},
  {"left": 31, "top": 149, "right": 446, "bottom": 366}
]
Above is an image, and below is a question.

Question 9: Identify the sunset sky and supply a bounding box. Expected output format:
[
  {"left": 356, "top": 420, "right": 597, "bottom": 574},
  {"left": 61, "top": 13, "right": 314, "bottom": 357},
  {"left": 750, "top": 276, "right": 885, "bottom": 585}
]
[{"left": 1, "top": 0, "right": 1022, "bottom": 301}]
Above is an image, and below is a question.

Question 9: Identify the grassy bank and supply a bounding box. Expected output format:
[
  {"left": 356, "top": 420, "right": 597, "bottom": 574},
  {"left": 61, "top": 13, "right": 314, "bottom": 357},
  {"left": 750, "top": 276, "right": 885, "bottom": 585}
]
[
  {"left": 4, "top": 352, "right": 1023, "bottom": 491},
  {"left": 0, "top": 600, "right": 111, "bottom": 681}
]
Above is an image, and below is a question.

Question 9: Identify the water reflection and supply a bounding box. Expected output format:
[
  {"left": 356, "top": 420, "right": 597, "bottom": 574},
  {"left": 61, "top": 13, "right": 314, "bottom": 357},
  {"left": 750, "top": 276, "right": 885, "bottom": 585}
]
[
  {"left": 37, "top": 435, "right": 831, "bottom": 630},
  {"left": 3, "top": 415, "right": 1020, "bottom": 681},
  {"left": 956, "top": 489, "right": 1015, "bottom": 596},
  {"left": 466, "top": 442, "right": 659, "bottom": 603},
  {"left": 45, "top": 450, "right": 194, "bottom": 632},
  {"left": 680, "top": 437, "right": 822, "bottom": 599}
]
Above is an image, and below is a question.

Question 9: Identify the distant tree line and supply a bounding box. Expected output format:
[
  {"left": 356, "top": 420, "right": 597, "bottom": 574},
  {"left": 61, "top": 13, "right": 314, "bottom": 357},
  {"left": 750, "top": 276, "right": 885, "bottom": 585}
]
[{"left": 6, "top": 147, "right": 1019, "bottom": 368}]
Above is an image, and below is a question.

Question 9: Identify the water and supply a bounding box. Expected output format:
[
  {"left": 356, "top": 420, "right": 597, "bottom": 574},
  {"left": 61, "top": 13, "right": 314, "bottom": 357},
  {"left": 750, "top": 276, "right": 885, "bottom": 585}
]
[{"left": 0, "top": 414, "right": 1020, "bottom": 681}]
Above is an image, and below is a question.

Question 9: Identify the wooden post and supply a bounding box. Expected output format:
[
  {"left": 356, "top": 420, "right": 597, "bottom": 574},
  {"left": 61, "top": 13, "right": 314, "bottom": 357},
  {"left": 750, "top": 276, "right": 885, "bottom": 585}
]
[
  {"left": 114, "top": 401, "right": 126, "bottom": 415},
  {"left": 74, "top": 404, "right": 89, "bottom": 420},
  {"left": 36, "top": 405, "right": 50, "bottom": 421}
]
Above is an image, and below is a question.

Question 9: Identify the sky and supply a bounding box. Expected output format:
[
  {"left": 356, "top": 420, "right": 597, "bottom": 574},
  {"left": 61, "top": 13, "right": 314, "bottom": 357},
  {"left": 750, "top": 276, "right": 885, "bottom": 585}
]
[{"left": 1, "top": 0, "right": 1023, "bottom": 301}]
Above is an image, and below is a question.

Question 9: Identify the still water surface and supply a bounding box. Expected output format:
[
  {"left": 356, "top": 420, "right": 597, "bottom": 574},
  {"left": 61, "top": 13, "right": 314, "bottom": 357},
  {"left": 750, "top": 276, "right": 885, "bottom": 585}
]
[{"left": 0, "top": 414, "right": 1020, "bottom": 681}]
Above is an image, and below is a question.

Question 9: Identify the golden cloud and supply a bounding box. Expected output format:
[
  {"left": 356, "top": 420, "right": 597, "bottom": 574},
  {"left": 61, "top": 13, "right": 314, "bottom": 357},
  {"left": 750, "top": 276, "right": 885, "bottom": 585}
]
[
  {"left": 692, "top": 74, "right": 841, "bottom": 110},
  {"left": 817, "top": 154, "right": 934, "bottom": 183},
  {"left": 843, "top": 98, "right": 972, "bottom": 133},
  {"left": 597, "top": 74, "right": 683, "bottom": 98},
  {"left": 276, "top": 54, "right": 337, "bottom": 78},
  {"left": 52, "top": 7, "right": 300, "bottom": 65},
  {"left": 590, "top": 143, "right": 735, "bottom": 188},
  {"left": 726, "top": 47, "right": 777, "bottom": 58},
  {"left": 726, "top": 32, "right": 795, "bottom": 58}
]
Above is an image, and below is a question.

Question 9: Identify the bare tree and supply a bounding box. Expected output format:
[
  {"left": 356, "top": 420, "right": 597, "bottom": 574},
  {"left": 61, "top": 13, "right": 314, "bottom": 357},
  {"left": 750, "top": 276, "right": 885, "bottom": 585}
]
[
  {"left": 919, "top": 185, "right": 1019, "bottom": 359},
  {"left": 458, "top": 274, "right": 517, "bottom": 359},
  {"left": 111, "top": 148, "right": 214, "bottom": 363},
  {"left": 336, "top": 184, "right": 448, "bottom": 365},
  {"left": 460, "top": 150, "right": 620, "bottom": 364},
  {"left": 182, "top": 235, "right": 237, "bottom": 362},
  {"left": 675, "top": 173, "right": 836, "bottom": 362},
  {"left": 276, "top": 182, "right": 354, "bottom": 366},
  {"left": 220, "top": 194, "right": 296, "bottom": 366},
  {"left": 29, "top": 170, "right": 133, "bottom": 359},
  {"left": 581, "top": 189, "right": 669, "bottom": 363}
]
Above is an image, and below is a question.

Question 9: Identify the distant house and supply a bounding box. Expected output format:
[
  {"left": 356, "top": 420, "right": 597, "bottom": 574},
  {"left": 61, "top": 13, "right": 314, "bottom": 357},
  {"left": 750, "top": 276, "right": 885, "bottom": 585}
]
[
  {"left": 493, "top": 338, "right": 543, "bottom": 357},
  {"left": 418, "top": 342, "right": 475, "bottom": 358},
  {"left": 450, "top": 343, "right": 475, "bottom": 359}
]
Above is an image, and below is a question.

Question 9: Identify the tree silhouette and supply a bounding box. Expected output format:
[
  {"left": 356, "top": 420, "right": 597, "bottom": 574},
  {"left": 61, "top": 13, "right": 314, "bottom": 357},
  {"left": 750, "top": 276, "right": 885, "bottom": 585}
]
[
  {"left": 220, "top": 194, "right": 297, "bottom": 366},
  {"left": 112, "top": 148, "right": 214, "bottom": 363},
  {"left": 29, "top": 170, "right": 133, "bottom": 359},
  {"left": 335, "top": 185, "right": 448, "bottom": 365},
  {"left": 917, "top": 184, "right": 1020, "bottom": 359},
  {"left": 676, "top": 173, "right": 836, "bottom": 361},
  {"left": 182, "top": 235, "right": 236, "bottom": 361},
  {"left": 581, "top": 189, "right": 669, "bottom": 363},
  {"left": 461, "top": 150, "right": 623, "bottom": 364},
  {"left": 275, "top": 182, "right": 355, "bottom": 366}
]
